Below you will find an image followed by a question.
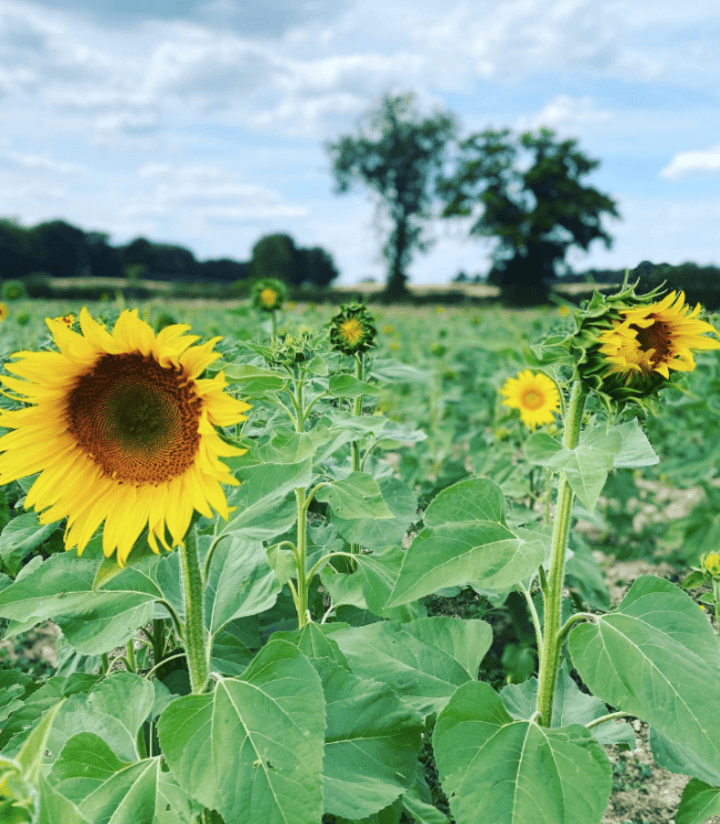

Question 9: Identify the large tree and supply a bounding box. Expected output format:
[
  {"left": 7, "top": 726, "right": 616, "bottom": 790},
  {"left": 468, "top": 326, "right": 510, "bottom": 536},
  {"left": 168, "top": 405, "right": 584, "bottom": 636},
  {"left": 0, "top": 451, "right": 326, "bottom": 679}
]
[
  {"left": 327, "top": 92, "right": 456, "bottom": 298},
  {"left": 440, "top": 127, "right": 619, "bottom": 304}
]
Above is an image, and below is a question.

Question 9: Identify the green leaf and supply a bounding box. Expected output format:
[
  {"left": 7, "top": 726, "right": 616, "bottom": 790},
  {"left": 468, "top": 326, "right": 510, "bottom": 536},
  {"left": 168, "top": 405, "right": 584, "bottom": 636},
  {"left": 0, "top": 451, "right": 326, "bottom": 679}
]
[
  {"left": 563, "top": 427, "right": 622, "bottom": 512},
  {"left": 387, "top": 478, "right": 544, "bottom": 606},
  {"left": 0, "top": 551, "right": 162, "bottom": 654},
  {"left": 48, "top": 673, "right": 155, "bottom": 764},
  {"left": 0, "top": 512, "right": 57, "bottom": 576},
  {"left": 158, "top": 640, "right": 325, "bottom": 824},
  {"left": 328, "top": 373, "right": 379, "bottom": 398},
  {"left": 221, "top": 457, "right": 312, "bottom": 539},
  {"left": 205, "top": 536, "right": 280, "bottom": 637},
  {"left": 333, "top": 617, "right": 492, "bottom": 716},
  {"left": 650, "top": 728, "right": 720, "bottom": 787},
  {"left": 316, "top": 472, "right": 394, "bottom": 520},
  {"left": 50, "top": 740, "right": 199, "bottom": 824},
  {"left": 434, "top": 681, "right": 611, "bottom": 824},
  {"left": 610, "top": 420, "right": 659, "bottom": 468},
  {"left": 676, "top": 778, "right": 720, "bottom": 824},
  {"left": 252, "top": 431, "right": 315, "bottom": 464},
  {"left": 370, "top": 358, "right": 430, "bottom": 384},
  {"left": 569, "top": 576, "right": 720, "bottom": 774},
  {"left": 16, "top": 699, "right": 65, "bottom": 785},
  {"left": 314, "top": 658, "right": 423, "bottom": 819},
  {"left": 523, "top": 432, "right": 567, "bottom": 468},
  {"left": 223, "top": 364, "right": 286, "bottom": 392},
  {"left": 331, "top": 477, "right": 417, "bottom": 548},
  {"left": 38, "top": 774, "right": 90, "bottom": 824}
]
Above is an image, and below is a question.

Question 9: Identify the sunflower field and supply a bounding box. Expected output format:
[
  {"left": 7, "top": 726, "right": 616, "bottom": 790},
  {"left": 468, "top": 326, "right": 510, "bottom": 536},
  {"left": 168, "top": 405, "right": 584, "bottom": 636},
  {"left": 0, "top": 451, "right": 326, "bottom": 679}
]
[{"left": 1, "top": 284, "right": 720, "bottom": 824}]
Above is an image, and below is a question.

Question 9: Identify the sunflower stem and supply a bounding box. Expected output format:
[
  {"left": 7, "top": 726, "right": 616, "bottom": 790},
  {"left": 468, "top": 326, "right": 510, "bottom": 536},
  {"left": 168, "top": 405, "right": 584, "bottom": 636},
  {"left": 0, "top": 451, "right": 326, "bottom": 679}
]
[
  {"left": 295, "top": 486, "right": 309, "bottom": 628},
  {"left": 350, "top": 352, "right": 364, "bottom": 555},
  {"left": 178, "top": 524, "right": 209, "bottom": 694},
  {"left": 125, "top": 639, "right": 137, "bottom": 674},
  {"left": 536, "top": 381, "right": 587, "bottom": 727}
]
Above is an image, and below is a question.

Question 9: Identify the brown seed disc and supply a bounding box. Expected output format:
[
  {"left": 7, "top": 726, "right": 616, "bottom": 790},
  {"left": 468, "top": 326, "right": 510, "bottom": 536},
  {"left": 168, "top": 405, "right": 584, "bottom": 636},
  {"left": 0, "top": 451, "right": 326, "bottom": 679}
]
[
  {"left": 632, "top": 318, "right": 672, "bottom": 366},
  {"left": 67, "top": 352, "right": 202, "bottom": 484}
]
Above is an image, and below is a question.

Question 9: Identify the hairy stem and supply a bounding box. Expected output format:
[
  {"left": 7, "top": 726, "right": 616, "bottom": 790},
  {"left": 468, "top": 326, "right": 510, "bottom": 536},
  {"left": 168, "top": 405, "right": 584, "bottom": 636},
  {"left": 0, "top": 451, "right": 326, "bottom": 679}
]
[
  {"left": 178, "top": 525, "right": 209, "bottom": 694},
  {"left": 536, "top": 381, "right": 587, "bottom": 726}
]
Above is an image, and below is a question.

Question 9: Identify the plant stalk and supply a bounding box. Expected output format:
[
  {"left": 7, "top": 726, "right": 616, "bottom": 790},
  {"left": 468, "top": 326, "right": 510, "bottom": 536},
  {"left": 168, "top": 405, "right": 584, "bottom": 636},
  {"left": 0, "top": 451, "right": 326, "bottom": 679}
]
[
  {"left": 178, "top": 525, "right": 209, "bottom": 694},
  {"left": 536, "top": 381, "right": 587, "bottom": 726},
  {"left": 350, "top": 352, "right": 364, "bottom": 555}
]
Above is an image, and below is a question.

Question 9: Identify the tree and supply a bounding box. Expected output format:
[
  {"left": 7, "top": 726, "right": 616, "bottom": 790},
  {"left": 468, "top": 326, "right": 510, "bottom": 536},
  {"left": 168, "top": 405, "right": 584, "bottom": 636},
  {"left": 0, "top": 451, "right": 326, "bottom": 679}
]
[
  {"left": 32, "top": 219, "right": 90, "bottom": 278},
  {"left": 0, "top": 219, "right": 35, "bottom": 278},
  {"left": 440, "top": 127, "right": 619, "bottom": 304},
  {"left": 327, "top": 92, "right": 456, "bottom": 299},
  {"left": 249, "top": 233, "right": 299, "bottom": 283},
  {"left": 297, "top": 246, "right": 339, "bottom": 287}
]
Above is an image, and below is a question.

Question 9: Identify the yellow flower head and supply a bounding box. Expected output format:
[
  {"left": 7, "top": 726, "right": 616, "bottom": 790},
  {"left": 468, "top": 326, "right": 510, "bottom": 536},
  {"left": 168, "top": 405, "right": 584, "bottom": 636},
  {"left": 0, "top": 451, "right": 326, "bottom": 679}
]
[
  {"left": 559, "top": 305, "right": 571, "bottom": 318},
  {"left": 701, "top": 551, "right": 720, "bottom": 580},
  {"left": 259, "top": 287, "right": 278, "bottom": 308},
  {"left": 598, "top": 291, "right": 720, "bottom": 383},
  {"left": 383, "top": 324, "right": 393, "bottom": 335},
  {"left": 499, "top": 370, "right": 561, "bottom": 431},
  {"left": 329, "top": 303, "right": 377, "bottom": 355},
  {"left": 251, "top": 278, "right": 286, "bottom": 312},
  {"left": 0, "top": 308, "right": 250, "bottom": 566},
  {"left": 0, "top": 303, "right": 8, "bottom": 322}
]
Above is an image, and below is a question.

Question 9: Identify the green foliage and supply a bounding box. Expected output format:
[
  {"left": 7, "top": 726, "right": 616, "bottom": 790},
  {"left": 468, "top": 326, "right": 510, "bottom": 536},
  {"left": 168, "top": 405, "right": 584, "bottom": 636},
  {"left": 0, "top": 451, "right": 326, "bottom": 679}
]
[
  {"left": 440, "top": 127, "right": 619, "bottom": 304},
  {"left": 1, "top": 280, "right": 27, "bottom": 301},
  {"left": 0, "top": 299, "right": 718, "bottom": 823}
]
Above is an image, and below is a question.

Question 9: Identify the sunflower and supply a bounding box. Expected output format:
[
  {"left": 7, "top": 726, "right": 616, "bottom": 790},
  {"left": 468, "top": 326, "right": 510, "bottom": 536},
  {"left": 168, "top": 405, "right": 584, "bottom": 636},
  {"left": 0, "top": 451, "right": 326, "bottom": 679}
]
[
  {"left": 500, "top": 370, "right": 560, "bottom": 431},
  {"left": 0, "top": 303, "right": 8, "bottom": 322},
  {"left": 329, "top": 303, "right": 377, "bottom": 355},
  {"left": 251, "top": 278, "right": 286, "bottom": 312},
  {"left": 597, "top": 291, "right": 720, "bottom": 384},
  {"left": 0, "top": 308, "right": 250, "bottom": 566}
]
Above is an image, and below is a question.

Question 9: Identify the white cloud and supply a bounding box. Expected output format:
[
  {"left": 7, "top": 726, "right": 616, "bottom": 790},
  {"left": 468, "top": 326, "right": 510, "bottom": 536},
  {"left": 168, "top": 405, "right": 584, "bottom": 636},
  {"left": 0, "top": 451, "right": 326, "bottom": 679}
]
[
  {"left": 133, "top": 163, "right": 308, "bottom": 221},
  {"left": 522, "top": 95, "right": 613, "bottom": 132},
  {"left": 660, "top": 145, "right": 720, "bottom": 179},
  {"left": 0, "top": 149, "right": 83, "bottom": 175}
]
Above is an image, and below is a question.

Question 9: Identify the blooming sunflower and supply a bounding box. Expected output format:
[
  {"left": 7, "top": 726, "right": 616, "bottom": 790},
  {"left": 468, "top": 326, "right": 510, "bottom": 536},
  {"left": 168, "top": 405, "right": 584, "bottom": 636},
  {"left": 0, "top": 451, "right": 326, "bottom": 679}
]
[
  {"left": 0, "top": 308, "right": 249, "bottom": 566},
  {"left": 500, "top": 370, "right": 561, "bottom": 431},
  {"left": 0, "top": 303, "right": 8, "bottom": 322},
  {"left": 597, "top": 291, "right": 720, "bottom": 385}
]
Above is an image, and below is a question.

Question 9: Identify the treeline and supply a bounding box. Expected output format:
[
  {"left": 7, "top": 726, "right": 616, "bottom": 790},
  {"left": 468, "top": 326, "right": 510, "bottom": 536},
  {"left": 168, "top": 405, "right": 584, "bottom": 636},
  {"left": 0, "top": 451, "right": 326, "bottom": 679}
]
[{"left": 0, "top": 219, "right": 339, "bottom": 287}]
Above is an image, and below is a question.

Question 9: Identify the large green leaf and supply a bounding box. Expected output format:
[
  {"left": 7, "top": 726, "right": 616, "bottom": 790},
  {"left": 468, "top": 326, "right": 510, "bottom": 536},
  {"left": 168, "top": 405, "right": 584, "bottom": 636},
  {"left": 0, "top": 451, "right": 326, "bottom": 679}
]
[
  {"left": 333, "top": 617, "right": 492, "bottom": 716},
  {"left": 157, "top": 641, "right": 325, "bottom": 824},
  {"left": 434, "top": 681, "right": 611, "bottom": 824},
  {"left": 204, "top": 536, "right": 280, "bottom": 637},
  {"left": 316, "top": 472, "right": 394, "bottom": 520},
  {"left": 611, "top": 420, "right": 659, "bottom": 468},
  {"left": 569, "top": 576, "right": 720, "bottom": 773},
  {"left": 221, "top": 457, "right": 313, "bottom": 539},
  {"left": 331, "top": 477, "right": 417, "bottom": 548},
  {"left": 387, "top": 478, "right": 543, "bottom": 606},
  {"left": 48, "top": 673, "right": 155, "bottom": 764},
  {"left": 0, "top": 512, "right": 57, "bottom": 576},
  {"left": 0, "top": 550, "right": 163, "bottom": 654},
  {"left": 50, "top": 735, "right": 199, "bottom": 824},
  {"left": 676, "top": 779, "right": 720, "bottom": 824},
  {"left": 314, "top": 658, "right": 423, "bottom": 819},
  {"left": 500, "top": 668, "right": 635, "bottom": 748}
]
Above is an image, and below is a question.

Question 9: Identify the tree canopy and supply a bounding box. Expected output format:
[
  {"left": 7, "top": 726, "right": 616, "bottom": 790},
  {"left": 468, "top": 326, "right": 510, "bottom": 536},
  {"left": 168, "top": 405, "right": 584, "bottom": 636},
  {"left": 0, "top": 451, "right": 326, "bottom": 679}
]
[
  {"left": 327, "top": 92, "right": 456, "bottom": 298},
  {"left": 440, "top": 127, "right": 620, "bottom": 304}
]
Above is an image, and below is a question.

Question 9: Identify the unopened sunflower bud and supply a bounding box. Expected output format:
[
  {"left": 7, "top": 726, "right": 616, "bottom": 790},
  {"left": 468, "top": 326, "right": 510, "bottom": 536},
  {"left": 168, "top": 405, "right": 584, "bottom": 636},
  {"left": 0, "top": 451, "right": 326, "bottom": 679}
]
[{"left": 329, "top": 303, "right": 377, "bottom": 355}]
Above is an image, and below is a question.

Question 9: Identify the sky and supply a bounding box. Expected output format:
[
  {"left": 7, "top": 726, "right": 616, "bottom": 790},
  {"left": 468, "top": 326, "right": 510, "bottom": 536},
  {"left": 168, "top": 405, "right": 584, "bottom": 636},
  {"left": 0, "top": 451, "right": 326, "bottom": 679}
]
[{"left": 1, "top": 0, "right": 719, "bottom": 285}]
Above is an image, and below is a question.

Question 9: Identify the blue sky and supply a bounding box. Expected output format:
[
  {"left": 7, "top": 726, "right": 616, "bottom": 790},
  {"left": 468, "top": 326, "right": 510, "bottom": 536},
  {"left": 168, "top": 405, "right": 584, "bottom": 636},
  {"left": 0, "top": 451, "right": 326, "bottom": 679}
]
[{"left": 1, "top": 0, "right": 718, "bottom": 284}]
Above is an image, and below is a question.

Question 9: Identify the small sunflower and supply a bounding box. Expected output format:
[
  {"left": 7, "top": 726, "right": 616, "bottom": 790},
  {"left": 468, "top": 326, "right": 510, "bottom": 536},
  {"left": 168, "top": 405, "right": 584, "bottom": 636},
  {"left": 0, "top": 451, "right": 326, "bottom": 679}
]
[
  {"left": 500, "top": 370, "right": 561, "bottom": 431},
  {"left": 0, "top": 308, "right": 250, "bottom": 566},
  {"left": 701, "top": 552, "right": 720, "bottom": 580},
  {"left": 0, "top": 303, "right": 8, "bottom": 322},
  {"left": 251, "top": 278, "right": 286, "bottom": 312},
  {"left": 329, "top": 303, "right": 377, "bottom": 355},
  {"left": 597, "top": 291, "right": 720, "bottom": 384}
]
